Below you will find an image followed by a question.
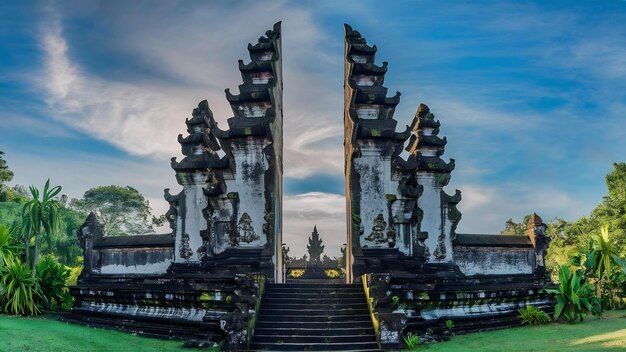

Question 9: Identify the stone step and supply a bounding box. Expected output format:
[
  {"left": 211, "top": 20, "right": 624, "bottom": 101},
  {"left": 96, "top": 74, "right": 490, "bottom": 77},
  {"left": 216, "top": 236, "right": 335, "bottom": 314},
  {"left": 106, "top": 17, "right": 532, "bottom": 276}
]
[
  {"left": 249, "top": 342, "right": 380, "bottom": 351},
  {"left": 266, "top": 285, "right": 362, "bottom": 292},
  {"left": 254, "top": 327, "right": 375, "bottom": 337},
  {"left": 61, "top": 311, "right": 222, "bottom": 341},
  {"left": 261, "top": 302, "right": 368, "bottom": 310},
  {"left": 257, "top": 314, "right": 372, "bottom": 323},
  {"left": 259, "top": 308, "right": 370, "bottom": 317},
  {"left": 266, "top": 283, "right": 358, "bottom": 289},
  {"left": 264, "top": 292, "right": 364, "bottom": 299},
  {"left": 255, "top": 320, "right": 373, "bottom": 330},
  {"left": 262, "top": 297, "right": 366, "bottom": 305},
  {"left": 253, "top": 334, "right": 377, "bottom": 344}
]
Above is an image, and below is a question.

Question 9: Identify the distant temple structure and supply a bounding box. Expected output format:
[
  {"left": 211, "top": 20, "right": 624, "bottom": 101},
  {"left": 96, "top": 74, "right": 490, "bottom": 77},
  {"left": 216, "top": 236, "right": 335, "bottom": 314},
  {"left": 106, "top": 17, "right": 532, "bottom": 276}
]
[
  {"left": 65, "top": 22, "right": 553, "bottom": 351},
  {"left": 285, "top": 226, "right": 343, "bottom": 282}
]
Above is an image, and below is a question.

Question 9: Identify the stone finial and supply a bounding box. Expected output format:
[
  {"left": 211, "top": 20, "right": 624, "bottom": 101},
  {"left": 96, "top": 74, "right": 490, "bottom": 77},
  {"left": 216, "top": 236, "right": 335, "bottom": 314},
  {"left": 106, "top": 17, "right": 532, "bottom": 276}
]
[
  {"left": 525, "top": 213, "right": 546, "bottom": 247},
  {"left": 525, "top": 213, "right": 550, "bottom": 277},
  {"left": 416, "top": 103, "right": 430, "bottom": 117},
  {"left": 77, "top": 212, "right": 104, "bottom": 242}
]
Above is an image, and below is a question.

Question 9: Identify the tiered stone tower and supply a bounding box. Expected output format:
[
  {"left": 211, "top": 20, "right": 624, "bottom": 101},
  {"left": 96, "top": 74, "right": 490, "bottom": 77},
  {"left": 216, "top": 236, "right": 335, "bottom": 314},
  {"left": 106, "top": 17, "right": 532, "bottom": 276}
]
[
  {"left": 166, "top": 22, "right": 283, "bottom": 279},
  {"left": 344, "top": 24, "right": 552, "bottom": 349},
  {"left": 344, "top": 24, "right": 461, "bottom": 280},
  {"left": 406, "top": 103, "right": 462, "bottom": 263},
  {"left": 66, "top": 23, "right": 284, "bottom": 349}
]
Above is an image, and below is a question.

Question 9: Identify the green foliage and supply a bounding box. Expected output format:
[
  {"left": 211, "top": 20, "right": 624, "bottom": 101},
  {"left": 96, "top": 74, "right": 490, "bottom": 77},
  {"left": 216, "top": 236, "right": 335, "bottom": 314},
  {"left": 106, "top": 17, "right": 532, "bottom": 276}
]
[
  {"left": 445, "top": 319, "right": 455, "bottom": 330},
  {"left": 0, "top": 256, "right": 42, "bottom": 315},
  {"left": 518, "top": 305, "right": 551, "bottom": 325},
  {"left": 1, "top": 201, "right": 84, "bottom": 266},
  {"left": 0, "top": 150, "right": 14, "bottom": 189},
  {"left": 585, "top": 226, "right": 624, "bottom": 281},
  {"left": 65, "top": 262, "right": 83, "bottom": 287},
  {"left": 392, "top": 295, "right": 400, "bottom": 305},
  {"left": 70, "top": 185, "right": 157, "bottom": 236},
  {"left": 545, "top": 266, "right": 601, "bottom": 323},
  {"left": 20, "top": 179, "right": 62, "bottom": 279},
  {"left": 403, "top": 332, "right": 421, "bottom": 350},
  {"left": 500, "top": 214, "right": 532, "bottom": 235},
  {"left": 0, "top": 224, "right": 21, "bottom": 264},
  {"left": 36, "top": 255, "right": 71, "bottom": 310}
]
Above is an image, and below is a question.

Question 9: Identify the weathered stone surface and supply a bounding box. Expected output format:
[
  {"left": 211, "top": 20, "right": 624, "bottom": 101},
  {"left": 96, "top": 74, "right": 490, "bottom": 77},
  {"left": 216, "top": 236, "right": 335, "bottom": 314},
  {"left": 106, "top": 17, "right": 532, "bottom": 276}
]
[
  {"left": 66, "top": 23, "right": 283, "bottom": 350},
  {"left": 345, "top": 24, "right": 554, "bottom": 350}
]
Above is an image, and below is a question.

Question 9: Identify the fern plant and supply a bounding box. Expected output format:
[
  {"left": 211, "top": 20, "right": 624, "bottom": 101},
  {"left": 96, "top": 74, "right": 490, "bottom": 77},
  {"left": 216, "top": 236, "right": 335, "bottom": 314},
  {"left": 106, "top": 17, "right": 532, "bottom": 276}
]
[
  {"left": 518, "top": 305, "right": 550, "bottom": 325},
  {"left": 0, "top": 256, "right": 42, "bottom": 315},
  {"left": 403, "top": 332, "right": 421, "bottom": 350}
]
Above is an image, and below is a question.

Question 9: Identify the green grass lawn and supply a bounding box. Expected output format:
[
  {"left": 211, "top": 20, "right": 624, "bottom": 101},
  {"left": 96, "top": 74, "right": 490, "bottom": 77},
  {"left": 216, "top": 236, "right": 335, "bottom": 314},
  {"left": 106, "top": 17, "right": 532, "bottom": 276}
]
[
  {"left": 1, "top": 311, "right": 625, "bottom": 351},
  {"left": 0, "top": 315, "right": 194, "bottom": 352},
  {"left": 422, "top": 310, "right": 626, "bottom": 352}
]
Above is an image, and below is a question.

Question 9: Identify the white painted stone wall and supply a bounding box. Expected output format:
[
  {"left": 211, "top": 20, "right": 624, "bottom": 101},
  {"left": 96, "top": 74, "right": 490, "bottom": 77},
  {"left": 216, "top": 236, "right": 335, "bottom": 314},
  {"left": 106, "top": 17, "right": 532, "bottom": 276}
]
[
  {"left": 416, "top": 173, "right": 453, "bottom": 262},
  {"left": 454, "top": 246, "right": 535, "bottom": 276},
  {"left": 175, "top": 171, "right": 210, "bottom": 263},
  {"left": 79, "top": 301, "right": 206, "bottom": 321},
  {"left": 420, "top": 298, "right": 551, "bottom": 320},
  {"left": 99, "top": 260, "right": 172, "bottom": 275},
  {"left": 224, "top": 138, "right": 269, "bottom": 248},
  {"left": 97, "top": 248, "right": 173, "bottom": 274},
  {"left": 354, "top": 142, "right": 403, "bottom": 251}
]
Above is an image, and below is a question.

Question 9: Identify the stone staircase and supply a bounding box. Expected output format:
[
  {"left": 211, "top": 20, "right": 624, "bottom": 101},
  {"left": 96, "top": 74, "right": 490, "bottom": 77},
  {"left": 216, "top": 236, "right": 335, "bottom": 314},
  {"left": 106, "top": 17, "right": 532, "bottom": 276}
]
[{"left": 250, "top": 283, "right": 380, "bottom": 351}]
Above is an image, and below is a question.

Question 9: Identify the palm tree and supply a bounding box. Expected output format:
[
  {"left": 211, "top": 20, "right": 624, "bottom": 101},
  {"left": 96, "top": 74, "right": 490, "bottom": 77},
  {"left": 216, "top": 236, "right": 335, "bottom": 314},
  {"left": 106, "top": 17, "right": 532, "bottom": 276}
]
[{"left": 20, "top": 179, "right": 61, "bottom": 279}]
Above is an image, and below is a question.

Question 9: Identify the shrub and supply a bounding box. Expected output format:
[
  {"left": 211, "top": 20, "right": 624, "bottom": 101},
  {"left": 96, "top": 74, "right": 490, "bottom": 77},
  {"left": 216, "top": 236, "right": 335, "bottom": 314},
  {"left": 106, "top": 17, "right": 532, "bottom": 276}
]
[
  {"left": 518, "top": 305, "right": 551, "bottom": 325},
  {"left": 0, "top": 224, "right": 20, "bottom": 264},
  {"left": 403, "top": 332, "right": 421, "bottom": 350},
  {"left": 36, "top": 255, "right": 71, "bottom": 310},
  {"left": 0, "top": 256, "right": 42, "bottom": 315},
  {"left": 65, "top": 265, "right": 82, "bottom": 287},
  {"left": 545, "top": 266, "right": 601, "bottom": 323}
]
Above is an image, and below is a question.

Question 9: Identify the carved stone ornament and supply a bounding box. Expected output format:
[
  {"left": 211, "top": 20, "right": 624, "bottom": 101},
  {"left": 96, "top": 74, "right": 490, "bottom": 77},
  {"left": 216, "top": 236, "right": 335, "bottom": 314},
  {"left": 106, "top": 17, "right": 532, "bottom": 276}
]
[
  {"left": 433, "top": 232, "right": 447, "bottom": 260},
  {"left": 179, "top": 232, "right": 193, "bottom": 259},
  {"left": 365, "top": 213, "right": 387, "bottom": 244},
  {"left": 237, "top": 212, "right": 260, "bottom": 243}
]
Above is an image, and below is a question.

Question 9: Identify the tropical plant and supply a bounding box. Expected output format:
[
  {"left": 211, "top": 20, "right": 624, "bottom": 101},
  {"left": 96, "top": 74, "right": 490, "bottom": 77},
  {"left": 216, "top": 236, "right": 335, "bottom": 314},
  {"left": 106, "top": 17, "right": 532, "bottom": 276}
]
[
  {"left": 20, "top": 179, "right": 62, "bottom": 279},
  {"left": 0, "top": 224, "right": 20, "bottom": 264},
  {"left": 518, "top": 305, "right": 551, "bottom": 325},
  {"left": 545, "top": 266, "right": 601, "bottom": 323},
  {"left": 403, "top": 332, "right": 421, "bottom": 350},
  {"left": 0, "top": 256, "right": 42, "bottom": 315},
  {"left": 36, "top": 255, "right": 71, "bottom": 309},
  {"left": 585, "top": 225, "right": 626, "bottom": 302}
]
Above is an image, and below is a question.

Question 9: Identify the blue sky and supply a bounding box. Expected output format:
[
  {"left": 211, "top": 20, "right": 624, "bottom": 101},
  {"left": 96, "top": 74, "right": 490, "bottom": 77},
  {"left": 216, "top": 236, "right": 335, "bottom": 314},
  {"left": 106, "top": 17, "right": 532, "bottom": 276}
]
[{"left": 1, "top": 1, "right": 625, "bottom": 258}]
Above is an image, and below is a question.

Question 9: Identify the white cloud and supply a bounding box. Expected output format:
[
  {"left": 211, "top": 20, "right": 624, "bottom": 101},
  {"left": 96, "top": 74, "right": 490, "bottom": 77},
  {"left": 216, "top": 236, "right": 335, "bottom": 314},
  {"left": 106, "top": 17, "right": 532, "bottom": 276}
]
[
  {"left": 283, "top": 192, "right": 346, "bottom": 258},
  {"left": 452, "top": 181, "right": 591, "bottom": 235}
]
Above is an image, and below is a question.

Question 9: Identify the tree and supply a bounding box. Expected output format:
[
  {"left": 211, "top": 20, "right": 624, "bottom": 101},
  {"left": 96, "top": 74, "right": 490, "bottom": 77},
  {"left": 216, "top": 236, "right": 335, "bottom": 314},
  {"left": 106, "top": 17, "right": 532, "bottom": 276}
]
[
  {"left": 0, "top": 151, "right": 14, "bottom": 188},
  {"left": 71, "top": 185, "right": 156, "bottom": 236},
  {"left": 500, "top": 214, "right": 532, "bottom": 235},
  {"left": 20, "top": 179, "right": 62, "bottom": 279}
]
